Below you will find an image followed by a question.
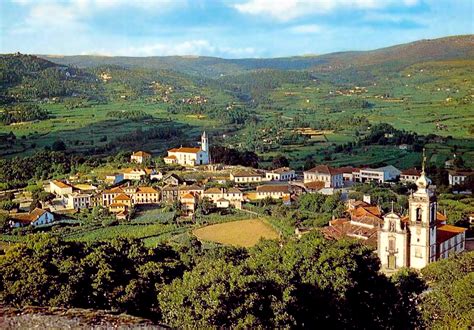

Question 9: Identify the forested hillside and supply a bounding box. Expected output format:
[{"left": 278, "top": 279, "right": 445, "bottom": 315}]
[
  {"left": 0, "top": 35, "right": 473, "bottom": 168},
  {"left": 41, "top": 35, "right": 474, "bottom": 78}
]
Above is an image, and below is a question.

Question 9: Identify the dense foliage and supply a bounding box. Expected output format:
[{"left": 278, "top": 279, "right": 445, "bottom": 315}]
[
  {"left": 420, "top": 251, "right": 474, "bottom": 329},
  {"left": 0, "top": 233, "right": 425, "bottom": 328},
  {"left": 0, "top": 54, "right": 99, "bottom": 103},
  {"left": 0, "top": 150, "right": 101, "bottom": 189},
  {"left": 0, "top": 104, "right": 50, "bottom": 124},
  {"left": 210, "top": 145, "right": 259, "bottom": 168},
  {"left": 106, "top": 110, "right": 153, "bottom": 121}
]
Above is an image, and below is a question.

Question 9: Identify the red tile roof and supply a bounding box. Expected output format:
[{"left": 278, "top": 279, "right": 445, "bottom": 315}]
[
  {"left": 306, "top": 165, "right": 341, "bottom": 175},
  {"left": 114, "top": 193, "right": 131, "bottom": 201},
  {"left": 51, "top": 180, "right": 72, "bottom": 189},
  {"left": 401, "top": 168, "right": 421, "bottom": 176},
  {"left": 436, "top": 225, "right": 466, "bottom": 244},
  {"left": 256, "top": 184, "right": 289, "bottom": 193},
  {"left": 168, "top": 147, "right": 201, "bottom": 154},
  {"left": 132, "top": 151, "right": 151, "bottom": 157}
]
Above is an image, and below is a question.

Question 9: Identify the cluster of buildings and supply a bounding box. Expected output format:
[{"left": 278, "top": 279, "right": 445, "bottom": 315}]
[
  {"left": 303, "top": 164, "right": 403, "bottom": 188},
  {"left": 322, "top": 164, "right": 467, "bottom": 272}
]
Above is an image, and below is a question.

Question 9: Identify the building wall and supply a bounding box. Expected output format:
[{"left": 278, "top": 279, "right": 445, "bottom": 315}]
[
  {"left": 232, "top": 175, "right": 262, "bottom": 183},
  {"left": 256, "top": 191, "right": 289, "bottom": 199},
  {"left": 168, "top": 150, "right": 209, "bottom": 166},
  {"left": 50, "top": 182, "right": 73, "bottom": 196},
  {"left": 68, "top": 195, "right": 91, "bottom": 209},
  {"left": 449, "top": 174, "right": 466, "bottom": 186},
  {"left": 438, "top": 232, "right": 466, "bottom": 259},
  {"left": 32, "top": 212, "right": 55, "bottom": 226},
  {"left": 265, "top": 171, "right": 295, "bottom": 181}
]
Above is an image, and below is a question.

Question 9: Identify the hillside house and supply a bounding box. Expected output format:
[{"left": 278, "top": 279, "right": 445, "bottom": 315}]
[
  {"left": 163, "top": 173, "right": 184, "bottom": 186},
  {"left": 230, "top": 170, "right": 263, "bottom": 183},
  {"left": 448, "top": 170, "right": 472, "bottom": 186},
  {"left": 66, "top": 192, "right": 92, "bottom": 209},
  {"left": 180, "top": 193, "right": 198, "bottom": 215},
  {"left": 359, "top": 165, "right": 401, "bottom": 183},
  {"left": 303, "top": 165, "right": 343, "bottom": 188},
  {"left": 131, "top": 151, "right": 151, "bottom": 164},
  {"left": 9, "top": 208, "right": 55, "bottom": 228},
  {"left": 265, "top": 167, "right": 296, "bottom": 181},
  {"left": 122, "top": 168, "right": 153, "bottom": 181},
  {"left": 256, "top": 184, "right": 290, "bottom": 199},
  {"left": 203, "top": 187, "right": 243, "bottom": 209},
  {"left": 50, "top": 180, "right": 73, "bottom": 196},
  {"left": 338, "top": 166, "right": 359, "bottom": 182},
  {"left": 400, "top": 168, "right": 421, "bottom": 184}
]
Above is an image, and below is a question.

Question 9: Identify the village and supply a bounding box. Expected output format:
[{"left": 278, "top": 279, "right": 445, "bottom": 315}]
[{"left": 2, "top": 131, "right": 471, "bottom": 273}]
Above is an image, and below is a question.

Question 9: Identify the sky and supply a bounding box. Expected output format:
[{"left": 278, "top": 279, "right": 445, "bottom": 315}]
[{"left": 0, "top": 0, "right": 472, "bottom": 58}]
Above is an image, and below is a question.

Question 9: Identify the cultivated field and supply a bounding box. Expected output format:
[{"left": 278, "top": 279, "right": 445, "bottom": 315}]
[{"left": 193, "top": 219, "right": 279, "bottom": 247}]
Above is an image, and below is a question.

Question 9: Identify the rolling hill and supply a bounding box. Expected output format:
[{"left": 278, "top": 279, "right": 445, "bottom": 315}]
[{"left": 39, "top": 35, "right": 474, "bottom": 78}]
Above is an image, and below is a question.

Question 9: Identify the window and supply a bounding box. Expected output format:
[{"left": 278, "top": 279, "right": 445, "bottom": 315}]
[
  {"left": 416, "top": 208, "right": 422, "bottom": 222},
  {"left": 389, "top": 238, "right": 395, "bottom": 251},
  {"left": 415, "top": 247, "right": 422, "bottom": 258}
]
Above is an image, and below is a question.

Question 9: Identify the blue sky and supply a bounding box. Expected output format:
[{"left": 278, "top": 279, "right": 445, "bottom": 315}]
[{"left": 0, "top": 0, "right": 472, "bottom": 58}]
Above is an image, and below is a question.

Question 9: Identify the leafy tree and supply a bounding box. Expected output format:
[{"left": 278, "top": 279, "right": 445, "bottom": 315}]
[
  {"left": 51, "top": 139, "right": 66, "bottom": 151},
  {"left": 420, "top": 252, "right": 474, "bottom": 329},
  {"left": 271, "top": 155, "right": 289, "bottom": 169}
]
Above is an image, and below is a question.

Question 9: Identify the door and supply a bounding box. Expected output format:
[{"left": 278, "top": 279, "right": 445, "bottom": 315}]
[{"left": 388, "top": 255, "right": 396, "bottom": 269}]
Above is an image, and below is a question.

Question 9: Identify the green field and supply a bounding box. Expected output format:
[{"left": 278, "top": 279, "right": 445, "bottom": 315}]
[{"left": 1, "top": 42, "right": 473, "bottom": 167}]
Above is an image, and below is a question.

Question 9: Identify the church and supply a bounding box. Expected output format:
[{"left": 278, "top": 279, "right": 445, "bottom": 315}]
[
  {"left": 378, "top": 158, "right": 466, "bottom": 272},
  {"left": 164, "top": 132, "right": 210, "bottom": 166}
]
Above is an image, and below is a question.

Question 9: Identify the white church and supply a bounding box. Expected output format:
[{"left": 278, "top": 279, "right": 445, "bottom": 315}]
[
  {"left": 164, "top": 132, "right": 210, "bottom": 166},
  {"left": 378, "top": 157, "right": 466, "bottom": 272}
]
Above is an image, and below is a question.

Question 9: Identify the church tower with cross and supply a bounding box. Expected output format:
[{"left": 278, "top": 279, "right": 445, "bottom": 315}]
[
  {"left": 378, "top": 150, "right": 439, "bottom": 271},
  {"left": 407, "top": 150, "right": 438, "bottom": 268}
]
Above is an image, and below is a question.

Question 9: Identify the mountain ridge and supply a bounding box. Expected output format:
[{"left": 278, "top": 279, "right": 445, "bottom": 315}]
[{"left": 31, "top": 35, "right": 473, "bottom": 77}]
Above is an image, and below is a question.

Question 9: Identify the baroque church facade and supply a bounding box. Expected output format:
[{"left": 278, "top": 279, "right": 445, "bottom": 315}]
[{"left": 378, "top": 162, "right": 466, "bottom": 271}]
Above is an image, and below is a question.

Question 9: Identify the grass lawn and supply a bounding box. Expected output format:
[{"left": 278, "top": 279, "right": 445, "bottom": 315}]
[{"left": 193, "top": 219, "right": 279, "bottom": 247}]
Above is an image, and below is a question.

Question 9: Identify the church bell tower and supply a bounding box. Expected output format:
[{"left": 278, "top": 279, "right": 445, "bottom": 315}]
[
  {"left": 408, "top": 150, "right": 437, "bottom": 269},
  {"left": 201, "top": 131, "right": 208, "bottom": 153}
]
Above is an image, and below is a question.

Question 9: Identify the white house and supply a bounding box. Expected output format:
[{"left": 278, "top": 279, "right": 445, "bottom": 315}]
[
  {"left": 359, "top": 165, "right": 401, "bottom": 183},
  {"left": 164, "top": 132, "right": 210, "bottom": 166},
  {"left": 303, "top": 165, "right": 343, "bottom": 188},
  {"left": 230, "top": 170, "right": 263, "bottom": 183},
  {"left": 50, "top": 180, "right": 73, "bottom": 196},
  {"left": 400, "top": 168, "right": 421, "bottom": 184},
  {"left": 448, "top": 170, "right": 472, "bottom": 186},
  {"left": 9, "top": 208, "right": 55, "bottom": 228},
  {"left": 122, "top": 168, "right": 153, "bottom": 180},
  {"left": 131, "top": 151, "right": 151, "bottom": 164},
  {"left": 66, "top": 193, "right": 92, "bottom": 209},
  {"left": 265, "top": 167, "right": 296, "bottom": 181},
  {"left": 256, "top": 184, "right": 290, "bottom": 199}
]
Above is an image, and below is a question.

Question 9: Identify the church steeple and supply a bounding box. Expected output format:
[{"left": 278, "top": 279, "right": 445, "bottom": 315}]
[
  {"left": 415, "top": 148, "right": 431, "bottom": 192},
  {"left": 201, "top": 131, "right": 208, "bottom": 152}
]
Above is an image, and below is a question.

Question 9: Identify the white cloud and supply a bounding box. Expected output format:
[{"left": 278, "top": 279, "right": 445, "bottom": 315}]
[
  {"left": 233, "top": 0, "right": 420, "bottom": 21},
  {"left": 288, "top": 24, "right": 322, "bottom": 34},
  {"left": 10, "top": 0, "right": 186, "bottom": 34},
  {"left": 89, "top": 40, "right": 258, "bottom": 57}
]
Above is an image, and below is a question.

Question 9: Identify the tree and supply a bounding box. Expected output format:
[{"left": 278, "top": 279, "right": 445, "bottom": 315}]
[
  {"left": 419, "top": 252, "right": 474, "bottom": 329},
  {"left": 160, "top": 233, "right": 423, "bottom": 328},
  {"left": 272, "top": 155, "right": 289, "bottom": 169},
  {"left": 51, "top": 139, "right": 66, "bottom": 151}
]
